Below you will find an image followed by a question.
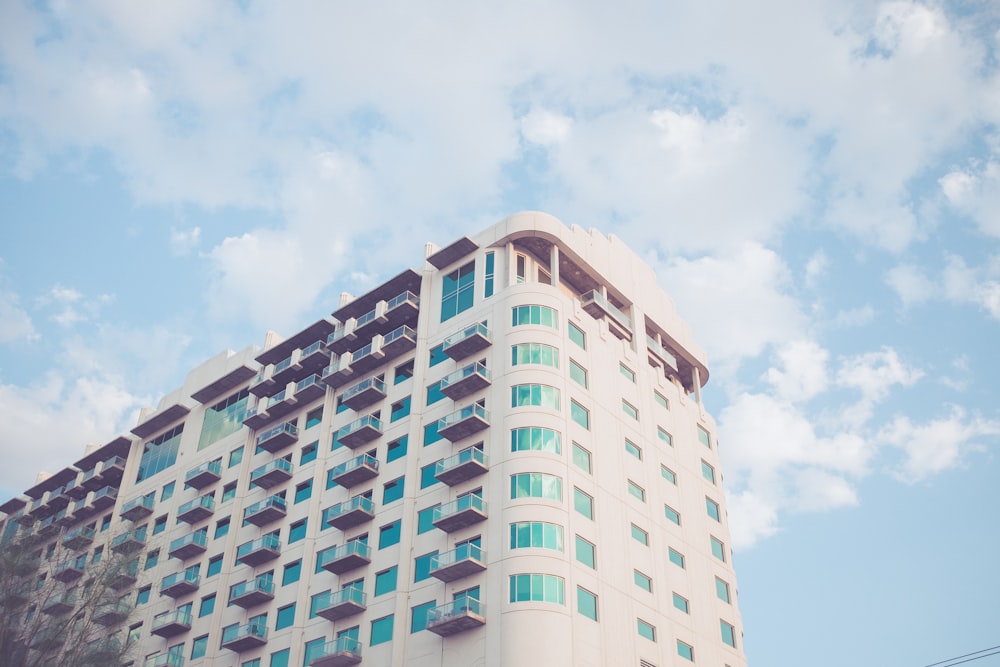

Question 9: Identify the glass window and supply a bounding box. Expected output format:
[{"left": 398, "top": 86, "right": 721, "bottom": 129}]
[
  {"left": 484, "top": 252, "right": 495, "bottom": 298},
  {"left": 207, "top": 555, "right": 223, "bottom": 577},
  {"left": 568, "top": 359, "right": 588, "bottom": 388},
  {"left": 420, "top": 463, "right": 441, "bottom": 489},
  {"left": 512, "top": 305, "right": 558, "bottom": 328},
  {"left": 572, "top": 443, "right": 591, "bottom": 473},
  {"left": 386, "top": 436, "right": 408, "bottom": 462},
  {"left": 300, "top": 442, "right": 317, "bottom": 464},
  {"left": 199, "top": 594, "right": 216, "bottom": 617},
  {"left": 516, "top": 253, "right": 527, "bottom": 283},
  {"left": 390, "top": 397, "right": 411, "bottom": 422},
  {"left": 574, "top": 535, "right": 595, "bottom": 568},
  {"left": 510, "top": 522, "right": 564, "bottom": 551},
  {"left": 161, "top": 482, "right": 175, "bottom": 502},
  {"left": 568, "top": 321, "right": 586, "bottom": 348},
  {"left": 270, "top": 649, "right": 290, "bottom": 667},
  {"left": 677, "top": 640, "right": 695, "bottom": 661},
  {"left": 375, "top": 567, "right": 398, "bottom": 596},
  {"left": 654, "top": 391, "right": 669, "bottom": 410},
  {"left": 289, "top": 519, "right": 307, "bottom": 543},
  {"left": 222, "top": 482, "right": 237, "bottom": 503},
  {"left": 509, "top": 574, "right": 565, "bottom": 604},
  {"left": 510, "top": 472, "right": 563, "bottom": 500},
  {"left": 634, "top": 570, "right": 652, "bottom": 592},
  {"left": 619, "top": 363, "right": 636, "bottom": 382},
  {"left": 229, "top": 446, "right": 245, "bottom": 468},
  {"left": 414, "top": 551, "right": 437, "bottom": 582},
  {"left": 707, "top": 497, "right": 721, "bottom": 522},
  {"left": 303, "top": 638, "right": 326, "bottom": 666},
  {"left": 661, "top": 465, "right": 677, "bottom": 484},
  {"left": 573, "top": 488, "right": 594, "bottom": 519},
  {"left": 702, "top": 460, "right": 716, "bottom": 484},
  {"left": 371, "top": 614, "right": 394, "bottom": 646},
  {"left": 570, "top": 400, "right": 590, "bottom": 429},
  {"left": 191, "top": 634, "right": 208, "bottom": 659},
  {"left": 276, "top": 603, "right": 295, "bottom": 630},
  {"left": 426, "top": 381, "right": 446, "bottom": 405},
  {"left": 669, "top": 548, "right": 685, "bottom": 568},
  {"left": 441, "top": 261, "right": 475, "bottom": 322},
  {"left": 215, "top": 518, "right": 230, "bottom": 539},
  {"left": 137, "top": 425, "right": 184, "bottom": 482},
  {"left": 511, "top": 384, "right": 561, "bottom": 409},
  {"left": 657, "top": 427, "right": 673, "bottom": 446},
  {"left": 512, "top": 343, "right": 559, "bottom": 368},
  {"left": 665, "top": 505, "right": 681, "bottom": 525},
  {"left": 411, "top": 600, "right": 436, "bottom": 633},
  {"left": 511, "top": 427, "right": 561, "bottom": 454},
  {"left": 625, "top": 439, "right": 641, "bottom": 459},
  {"left": 305, "top": 407, "right": 323, "bottom": 429},
  {"left": 673, "top": 593, "right": 689, "bottom": 613},
  {"left": 153, "top": 515, "right": 167, "bottom": 535},
  {"left": 721, "top": 620, "right": 737, "bottom": 648},
  {"left": 294, "top": 480, "right": 312, "bottom": 504},
  {"left": 379, "top": 521, "right": 401, "bottom": 549},
  {"left": 637, "top": 619, "right": 656, "bottom": 642},
  {"left": 622, "top": 400, "right": 639, "bottom": 420},
  {"left": 631, "top": 524, "right": 649, "bottom": 545},
  {"left": 429, "top": 344, "right": 448, "bottom": 367},
  {"left": 698, "top": 425, "right": 712, "bottom": 448},
  {"left": 394, "top": 360, "right": 414, "bottom": 384},
  {"left": 423, "top": 422, "right": 443, "bottom": 446},
  {"left": 283, "top": 560, "right": 301, "bottom": 586},
  {"left": 577, "top": 587, "right": 598, "bottom": 621},
  {"left": 627, "top": 481, "right": 645, "bottom": 502},
  {"left": 383, "top": 477, "right": 404, "bottom": 504},
  {"left": 716, "top": 577, "right": 731, "bottom": 603},
  {"left": 711, "top": 536, "right": 726, "bottom": 562},
  {"left": 136, "top": 586, "right": 151, "bottom": 605},
  {"left": 417, "top": 505, "right": 439, "bottom": 534}
]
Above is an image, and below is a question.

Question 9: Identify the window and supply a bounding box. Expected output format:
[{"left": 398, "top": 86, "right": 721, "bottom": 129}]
[
  {"left": 510, "top": 522, "right": 564, "bottom": 551},
  {"left": 429, "top": 344, "right": 448, "bottom": 367},
  {"left": 289, "top": 519, "right": 307, "bottom": 543},
  {"left": 634, "top": 570, "right": 652, "bottom": 592},
  {"left": 570, "top": 400, "right": 590, "bottom": 429},
  {"left": 511, "top": 384, "right": 561, "bottom": 409},
  {"left": 631, "top": 524, "right": 649, "bottom": 545},
  {"left": 379, "top": 521, "right": 401, "bottom": 549},
  {"left": 568, "top": 359, "right": 588, "bottom": 388},
  {"left": 423, "top": 422, "right": 443, "bottom": 446},
  {"left": 420, "top": 462, "right": 441, "bottom": 489},
  {"left": 414, "top": 552, "right": 437, "bottom": 582},
  {"left": 390, "top": 397, "right": 411, "bottom": 422},
  {"left": 394, "top": 360, "right": 414, "bottom": 384},
  {"left": 161, "top": 481, "right": 175, "bottom": 502},
  {"left": 270, "top": 649, "right": 290, "bottom": 667},
  {"left": 276, "top": 603, "right": 295, "bottom": 630},
  {"left": 654, "top": 391, "right": 669, "bottom": 410},
  {"left": 511, "top": 343, "right": 559, "bottom": 368},
  {"left": 190, "top": 634, "right": 208, "bottom": 659},
  {"left": 100, "top": 514, "right": 112, "bottom": 531},
  {"left": 664, "top": 505, "right": 681, "bottom": 525},
  {"left": 383, "top": 477, "right": 404, "bottom": 504},
  {"left": 374, "top": 566, "right": 398, "bottom": 596},
  {"left": 242, "top": 661, "right": 260, "bottom": 667},
  {"left": 283, "top": 560, "right": 301, "bottom": 586},
  {"left": 669, "top": 548, "right": 685, "bottom": 568},
  {"left": 136, "top": 586, "right": 151, "bottom": 606},
  {"left": 92, "top": 546, "right": 103, "bottom": 563},
  {"left": 677, "top": 640, "right": 695, "bottom": 661},
  {"left": 716, "top": 577, "right": 732, "bottom": 603},
  {"left": 721, "top": 620, "right": 737, "bottom": 648},
  {"left": 568, "top": 321, "right": 586, "bottom": 348},
  {"left": 711, "top": 536, "right": 726, "bottom": 562},
  {"left": 222, "top": 482, "right": 237, "bottom": 503},
  {"left": 294, "top": 480, "right": 312, "bottom": 504},
  {"left": 698, "top": 425, "right": 712, "bottom": 448},
  {"left": 510, "top": 427, "right": 561, "bottom": 454},
  {"left": 152, "top": 515, "right": 167, "bottom": 535},
  {"left": 137, "top": 425, "right": 184, "bottom": 482},
  {"left": 707, "top": 497, "right": 721, "bottom": 522},
  {"left": 335, "top": 396, "right": 349, "bottom": 414},
  {"left": 574, "top": 488, "right": 594, "bottom": 519},
  {"left": 215, "top": 518, "right": 230, "bottom": 539},
  {"left": 657, "top": 427, "right": 673, "bottom": 446},
  {"left": 441, "top": 261, "right": 475, "bottom": 322},
  {"left": 673, "top": 593, "right": 689, "bottom": 613},
  {"left": 577, "top": 587, "right": 598, "bottom": 621},
  {"left": 484, "top": 252, "right": 495, "bottom": 298},
  {"left": 426, "top": 381, "right": 446, "bottom": 405},
  {"left": 411, "top": 600, "right": 436, "bottom": 633},
  {"left": 622, "top": 399, "right": 639, "bottom": 420},
  {"left": 572, "top": 443, "right": 592, "bottom": 473},
  {"left": 619, "top": 363, "right": 636, "bottom": 382},
  {"left": 417, "top": 505, "right": 439, "bottom": 534},
  {"left": 512, "top": 304, "right": 558, "bottom": 328},
  {"left": 661, "top": 466, "right": 677, "bottom": 484},
  {"left": 574, "top": 535, "right": 595, "bottom": 568},
  {"left": 509, "top": 574, "right": 565, "bottom": 604},
  {"left": 371, "top": 614, "right": 394, "bottom": 646},
  {"left": 229, "top": 446, "right": 245, "bottom": 468},
  {"left": 303, "top": 638, "right": 326, "bottom": 666},
  {"left": 300, "top": 442, "right": 317, "bottom": 464},
  {"left": 516, "top": 253, "right": 527, "bottom": 283},
  {"left": 625, "top": 439, "right": 642, "bottom": 459},
  {"left": 637, "top": 619, "right": 656, "bottom": 642},
  {"left": 386, "top": 436, "right": 407, "bottom": 462},
  {"left": 702, "top": 460, "right": 716, "bottom": 484},
  {"left": 627, "top": 481, "right": 645, "bottom": 502},
  {"left": 199, "top": 594, "right": 216, "bottom": 617},
  {"left": 308, "top": 592, "right": 326, "bottom": 618},
  {"left": 510, "top": 473, "right": 563, "bottom": 500},
  {"left": 305, "top": 407, "right": 323, "bottom": 429}
]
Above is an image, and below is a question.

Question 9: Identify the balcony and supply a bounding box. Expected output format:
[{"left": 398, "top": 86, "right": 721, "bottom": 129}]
[
  {"left": 36, "top": 515, "right": 60, "bottom": 537},
  {"left": 79, "top": 467, "right": 102, "bottom": 493},
  {"left": 3, "top": 582, "right": 30, "bottom": 606},
  {"left": 327, "top": 454, "right": 379, "bottom": 488},
  {"left": 430, "top": 543, "right": 487, "bottom": 583},
  {"left": 328, "top": 291, "right": 419, "bottom": 355},
  {"left": 161, "top": 570, "right": 201, "bottom": 598},
  {"left": 53, "top": 557, "right": 86, "bottom": 583},
  {"left": 221, "top": 621, "right": 268, "bottom": 653},
  {"left": 236, "top": 534, "right": 281, "bottom": 567},
  {"left": 313, "top": 587, "right": 367, "bottom": 622},
  {"left": 47, "top": 488, "right": 70, "bottom": 512},
  {"left": 334, "top": 415, "right": 382, "bottom": 449},
  {"left": 111, "top": 528, "right": 146, "bottom": 555},
  {"left": 56, "top": 506, "right": 76, "bottom": 526},
  {"left": 442, "top": 322, "right": 492, "bottom": 361},
  {"left": 339, "top": 376, "right": 387, "bottom": 411},
  {"left": 432, "top": 494, "right": 487, "bottom": 533},
  {"left": 62, "top": 525, "right": 96, "bottom": 550},
  {"left": 242, "top": 403, "right": 273, "bottom": 430},
  {"left": 243, "top": 496, "right": 287, "bottom": 527},
  {"left": 31, "top": 627, "right": 63, "bottom": 651},
  {"left": 90, "top": 485, "right": 118, "bottom": 511},
  {"left": 299, "top": 340, "right": 333, "bottom": 374},
  {"left": 184, "top": 460, "right": 222, "bottom": 489},
  {"left": 378, "top": 324, "right": 417, "bottom": 362},
  {"left": 262, "top": 389, "right": 298, "bottom": 423},
  {"left": 42, "top": 590, "right": 76, "bottom": 615},
  {"left": 440, "top": 362, "right": 491, "bottom": 401},
  {"left": 646, "top": 335, "right": 679, "bottom": 372},
  {"left": 120, "top": 494, "right": 155, "bottom": 521},
  {"left": 97, "top": 456, "right": 127, "bottom": 484},
  {"left": 437, "top": 404, "right": 490, "bottom": 442},
  {"left": 108, "top": 560, "right": 139, "bottom": 589},
  {"left": 250, "top": 458, "right": 293, "bottom": 489},
  {"left": 177, "top": 495, "right": 215, "bottom": 525},
  {"left": 435, "top": 447, "right": 488, "bottom": 486},
  {"left": 151, "top": 609, "right": 192, "bottom": 638},
  {"left": 168, "top": 531, "right": 208, "bottom": 561},
  {"left": 309, "top": 636, "right": 362, "bottom": 667},
  {"left": 295, "top": 373, "right": 326, "bottom": 405},
  {"left": 93, "top": 600, "right": 131, "bottom": 626},
  {"left": 228, "top": 577, "right": 275, "bottom": 608},
  {"left": 256, "top": 422, "right": 298, "bottom": 453},
  {"left": 63, "top": 476, "right": 87, "bottom": 500},
  {"left": 317, "top": 540, "right": 372, "bottom": 575},
  {"left": 144, "top": 652, "right": 184, "bottom": 667},
  {"left": 321, "top": 355, "right": 354, "bottom": 389},
  {"left": 28, "top": 495, "right": 52, "bottom": 519},
  {"left": 426, "top": 597, "right": 486, "bottom": 636},
  {"left": 84, "top": 638, "right": 122, "bottom": 663},
  {"left": 323, "top": 496, "right": 375, "bottom": 531},
  {"left": 581, "top": 290, "right": 632, "bottom": 340}
]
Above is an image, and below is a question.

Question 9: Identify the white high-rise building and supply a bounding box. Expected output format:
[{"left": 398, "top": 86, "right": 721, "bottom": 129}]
[{"left": 1, "top": 212, "right": 746, "bottom": 667}]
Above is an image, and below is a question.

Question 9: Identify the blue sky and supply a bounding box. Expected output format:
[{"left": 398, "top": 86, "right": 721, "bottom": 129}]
[{"left": 1, "top": 1, "right": 999, "bottom": 665}]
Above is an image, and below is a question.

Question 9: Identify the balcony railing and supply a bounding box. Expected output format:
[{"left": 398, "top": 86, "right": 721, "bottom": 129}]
[
  {"left": 645, "top": 334, "right": 679, "bottom": 371},
  {"left": 151, "top": 609, "right": 192, "bottom": 638},
  {"left": 236, "top": 533, "right": 281, "bottom": 567},
  {"left": 313, "top": 586, "right": 367, "bottom": 622},
  {"left": 256, "top": 422, "right": 298, "bottom": 453},
  {"left": 323, "top": 496, "right": 375, "bottom": 531},
  {"left": 143, "top": 652, "right": 185, "bottom": 667},
  {"left": 317, "top": 540, "right": 372, "bottom": 575},
  {"left": 120, "top": 494, "right": 155, "bottom": 521},
  {"left": 93, "top": 600, "right": 131, "bottom": 626},
  {"left": 437, "top": 404, "right": 490, "bottom": 442},
  {"left": 430, "top": 543, "right": 487, "bottom": 582},
  {"left": 108, "top": 560, "right": 139, "bottom": 589},
  {"left": 243, "top": 496, "right": 287, "bottom": 527},
  {"left": 327, "top": 454, "right": 379, "bottom": 488},
  {"left": 309, "top": 636, "right": 362, "bottom": 667},
  {"left": 110, "top": 528, "right": 147, "bottom": 554},
  {"left": 62, "top": 525, "right": 95, "bottom": 550},
  {"left": 426, "top": 597, "right": 486, "bottom": 636},
  {"left": 161, "top": 569, "right": 201, "bottom": 598},
  {"left": 177, "top": 495, "right": 215, "bottom": 524},
  {"left": 90, "top": 485, "right": 118, "bottom": 511},
  {"left": 435, "top": 447, "right": 488, "bottom": 486},
  {"left": 53, "top": 556, "right": 86, "bottom": 583},
  {"left": 250, "top": 458, "right": 293, "bottom": 489},
  {"left": 334, "top": 415, "right": 382, "bottom": 449},
  {"left": 439, "top": 361, "right": 491, "bottom": 400},
  {"left": 432, "top": 493, "right": 488, "bottom": 532},
  {"left": 442, "top": 322, "right": 492, "bottom": 361},
  {"left": 184, "top": 459, "right": 222, "bottom": 489},
  {"left": 221, "top": 621, "right": 268, "bottom": 652},
  {"left": 168, "top": 531, "right": 208, "bottom": 561},
  {"left": 295, "top": 373, "right": 326, "bottom": 404},
  {"left": 42, "top": 590, "right": 76, "bottom": 615},
  {"left": 229, "top": 577, "right": 275, "bottom": 608},
  {"left": 339, "top": 376, "right": 387, "bottom": 411},
  {"left": 581, "top": 290, "right": 632, "bottom": 339}
]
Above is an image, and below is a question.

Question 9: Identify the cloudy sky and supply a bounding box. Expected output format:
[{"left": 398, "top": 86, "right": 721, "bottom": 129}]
[{"left": 2, "top": 1, "right": 999, "bottom": 665}]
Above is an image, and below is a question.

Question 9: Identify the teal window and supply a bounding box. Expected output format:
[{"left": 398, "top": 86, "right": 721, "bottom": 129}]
[
  {"left": 702, "top": 460, "right": 716, "bottom": 484},
  {"left": 161, "top": 481, "right": 176, "bottom": 502},
  {"left": 379, "top": 521, "right": 401, "bottom": 549},
  {"left": 511, "top": 384, "right": 560, "bottom": 409},
  {"left": 624, "top": 440, "right": 643, "bottom": 461},
  {"left": 568, "top": 359, "right": 588, "bottom": 388},
  {"left": 619, "top": 363, "right": 636, "bottom": 382},
  {"left": 570, "top": 401, "right": 590, "bottom": 429},
  {"left": 137, "top": 424, "right": 184, "bottom": 482},
  {"left": 577, "top": 587, "right": 598, "bottom": 621},
  {"left": 707, "top": 497, "right": 721, "bottom": 521},
  {"left": 511, "top": 427, "right": 561, "bottom": 454},
  {"left": 669, "top": 548, "right": 685, "bottom": 568},
  {"left": 390, "top": 397, "right": 411, "bottom": 422},
  {"left": 661, "top": 465, "right": 677, "bottom": 484},
  {"left": 371, "top": 614, "right": 394, "bottom": 646},
  {"left": 289, "top": 519, "right": 307, "bottom": 543},
  {"left": 207, "top": 555, "right": 223, "bottom": 577},
  {"left": 305, "top": 407, "right": 323, "bottom": 429},
  {"left": 199, "top": 594, "right": 215, "bottom": 617},
  {"left": 283, "top": 560, "right": 301, "bottom": 586},
  {"left": 638, "top": 619, "right": 656, "bottom": 642},
  {"left": 229, "top": 446, "right": 244, "bottom": 468},
  {"left": 627, "top": 481, "right": 645, "bottom": 502},
  {"left": 191, "top": 635, "right": 208, "bottom": 659},
  {"left": 568, "top": 321, "right": 585, "bottom": 348},
  {"left": 336, "top": 396, "right": 349, "bottom": 414},
  {"left": 270, "top": 649, "right": 290, "bottom": 667},
  {"left": 429, "top": 344, "right": 448, "bottom": 367},
  {"left": 215, "top": 518, "right": 230, "bottom": 539},
  {"left": 383, "top": 477, "right": 404, "bottom": 504},
  {"left": 631, "top": 524, "right": 649, "bottom": 545},
  {"left": 654, "top": 391, "right": 669, "bottom": 410},
  {"left": 665, "top": 505, "right": 681, "bottom": 525},
  {"left": 387, "top": 436, "right": 407, "bottom": 462},
  {"left": 484, "top": 252, "right": 495, "bottom": 298},
  {"left": 420, "top": 463, "right": 441, "bottom": 489},
  {"left": 411, "top": 600, "right": 436, "bottom": 633},
  {"left": 441, "top": 261, "right": 475, "bottom": 322},
  {"left": 634, "top": 570, "right": 652, "bottom": 592},
  {"left": 417, "top": 505, "right": 439, "bottom": 534},
  {"left": 716, "top": 577, "right": 731, "bottom": 603},
  {"left": 572, "top": 443, "right": 591, "bottom": 473},
  {"left": 510, "top": 472, "right": 563, "bottom": 500},
  {"left": 222, "top": 482, "right": 237, "bottom": 503},
  {"left": 678, "top": 640, "right": 695, "bottom": 661},
  {"left": 276, "top": 603, "right": 295, "bottom": 630},
  {"left": 414, "top": 551, "right": 437, "bottom": 582},
  {"left": 673, "top": 593, "right": 689, "bottom": 613},
  {"left": 308, "top": 592, "right": 325, "bottom": 618},
  {"left": 509, "top": 574, "right": 565, "bottom": 604},
  {"left": 698, "top": 425, "right": 712, "bottom": 448},
  {"left": 423, "top": 422, "right": 443, "bottom": 446},
  {"left": 711, "top": 536, "right": 726, "bottom": 561},
  {"left": 721, "top": 620, "right": 737, "bottom": 648},
  {"left": 394, "top": 360, "right": 414, "bottom": 384},
  {"left": 622, "top": 400, "right": 638, "bottom": 420},
  {"left": 136, "top": 586, "right": 150, "bottom": 605},
  {"left": 512, "top": 305, "right": 558, "bottom": 328},
  {"left": 426, "top": 382, "right": 446, "bottom": 405},
  {"left": 153, "top": 515, "right": 167, "bottom": 535},
  {"left": 510, "top": 521, "right": 564, "bottom": 551},
  {"left": 516, "top": 253, "right": 527, "bottom": 283},
  {"left": 374, "top": 567, "right": 398, "bottom": 596},
  {"left": 199, "top": 389, "right": 249, "bottom": 450},
  {"left": 574, "top": 535, "right": 595, "bottom": 568},
  {"left": 511, "top": 343, "right": 559, "bottom": 367},
  {"left": 573, "top": 488, "right": 594, "bottom": 519},
  {"left": 300, "top": 443, "right": 317, "bottom": 464},
  {"left": 303, "top": 638, "right": 326, "bottom": 666},
  {"left": 295, "top": 480, "right": 312, "bottom": 504},
  {"left": 658, "top": 427, "right": 673, "bottom": 446}
]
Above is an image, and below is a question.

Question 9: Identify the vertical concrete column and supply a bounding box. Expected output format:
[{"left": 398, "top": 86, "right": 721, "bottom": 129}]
[
  {"left": 550, "top": 244, "right": 560, "bottom": 285},
  {"left": 692, "top": 366, "right": 703, "bottom": 409}
]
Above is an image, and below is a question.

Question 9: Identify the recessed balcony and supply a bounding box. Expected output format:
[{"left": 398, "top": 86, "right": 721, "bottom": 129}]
[
  {"left": 236, "top": 534, "right": 281, "bottom": 567},
  {"left": 110, "top": 528, "right": 147, "bottom": 555},
  {"left": 440, "top": 362, "right": 491, "bottom": 400},
  {"left": 334, "top": 415, "right": 382, "bottom": 449},
  {"left": 90, "top": 485, "right": 118, "bottom": 511},
  {"left": 327, "top": 454, "right": 379, "bottom": 488},
  {"left": 442, "top": 322, "right": 492, "bottom": 361},
  {"left": 250, "top": 458, "right": 293, "bottom": 489},
  {"left": 646, "top": 335, "right": 679, "bottom": 372},
  {"left": 430, "top": 543, "right": 487, "bottom": 583},
  {"left": 435, "top": 447, "right": 488, "bottom": 486},
  {"left": 184, "top": 459, "right": 222, "bottom": 490},
  {"left": 243, "top": 496, "right": 287, "bottom": 527},
  {"left": 93, "top": 600, "right": 131, "bottom": 626},
  {"left": 177, "top": 496, "right": 215, "bottom": 525},
  {"left": 256, "top": 422, "right": 298, "bottom": 453},
  {"left": 339, "top": 376, "right": 387, "bottom": 411},
  {"left": 317, "top": 540, "right": 372, "bottom": 575},
  {"left": 426, "top": 597, "right": 486, "bottom": 636},
  {"left": 309, "top": 636, "right": 362, "bottom": 667},
  {"left": 432, "top": 493, "right": 488, "bottom": 533},
  {"left": 62, "top": 525, "right": 95, "bottom": 550},
  {"left": 581, "top": 290, "right": 633, "bottom": 340},
  {"left": 295, "top": 374, "right": 326, "bottom": 405},
  {"left": 53, "top": 557, "right": 86, "bottom": 583},
  {"left": 313, "top": 587, "right": 367, "bottom": 622},
  {"left": 151, "top": 609, "right": 192, "bottom": 638},
  {"left": 323, "top": 496, "right": 375, "bottom": 531},
  {"left": 437, "top": 404, "right": 490, "bottom": 442},
  {"left": 168, "top": 531, "right": 208, "bottom": 561},
  {"left": 228, "top": 577, "right": 275, "bottom": 608},
  {"left": 42, "top": 590, "right": 76, "bottom": 615},
  {"left": 108, "top": 560, "right": 139, "bottom": 589},
  {"left": 161, "top": 570, "right": 201, "bottom": 598},
  {"left": 221, "top": 621, "right": 268, "bottom": 653},
  {"left": 120, "top": 494, "right": 155, "bottom": 521}
]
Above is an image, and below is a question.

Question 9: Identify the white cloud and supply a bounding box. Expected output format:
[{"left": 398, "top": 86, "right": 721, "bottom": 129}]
[
  {"left": 520, "top": 109, "right": 573, "bottom": 147},
  {"left": 763, "top": 339, "right": 830, "bottom": 403},
  {"left": 804, "top": 250, "right": 828, "bottom": 289},
  {"left": 170, "top": 226, "right": 201, "bottom": 255},
  {"left": 886, "top": 264, "right": 936, "bottom": 307},
  {"left": 0, "top": 284, "right": 36, "bottom": 344}
]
